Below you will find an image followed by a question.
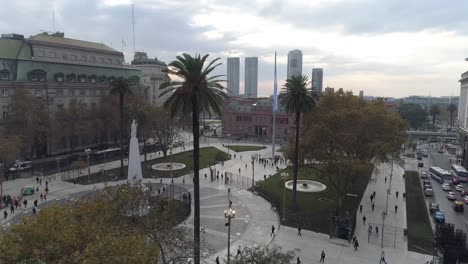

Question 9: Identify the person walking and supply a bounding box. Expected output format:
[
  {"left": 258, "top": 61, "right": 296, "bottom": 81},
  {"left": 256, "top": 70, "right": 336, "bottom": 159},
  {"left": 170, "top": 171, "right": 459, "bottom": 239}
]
[
  {"left": 395, "top": 204, "right": 398, "bottom": 213},
  {"left": 359, "top": 204, "right": 363, "bottom": 213},
  {"left": 236, "top": 245, "right": 241, "bottom": 256},
  {"left": 23, "top": 199, "right": 27, "bottom": 208},
  {"left": 363, "top": 216, "right": 367, "bottom": 225},
  {"left": 3, "top": 210, "right": 7, "bottom": 219},
  {"left": 44, "top": 194, "right": 47, "bottom": 201},
  {"left": 215, "top": 256, "right": 220, "bottom": 264},
  {"left": 320, "top": 250, "right": 326, "bottom": 262},
  {"left": 271, "top": 225, "right": 276, "bottom": 236},
  {"left": 370, "top": 194, "right": 374, "bottom": 202},
  {"left": 373, "top": 191, "right": 376, "bottom": 197},
  {"left": 396, "top": 191, "right": 399, "bottom": 198},
  {"left": 10, "top": 204, "right": 14, "bottom": 214},
  {"left": 375, "top": 226, "right": 379, "bottom": 235},
  {"left": 33, "top": 199, "right": 38, "bottom": 208},
  {"left": 372, "top": 203, "right": 375, "bottom": 211},
  {"left": 354, "top": 239, "right": 359, "bottom": 251},
  {"left": 40, "top": 193, "right": 43, "bottom": 202},
  {"left": 229, "top": 200, "right": 232, "bottom": 208},
  {"left": 297, "top": 226, "right": 302, "bottom": 236},
  {"left": 296, "top": 257, "right": 301, "bottom": 264},
  {"left": 32, "top": 207, "right": 36, "bottom": 215},
  {"left": 385, "top": 177, "right": 387, "bottom": 183}
]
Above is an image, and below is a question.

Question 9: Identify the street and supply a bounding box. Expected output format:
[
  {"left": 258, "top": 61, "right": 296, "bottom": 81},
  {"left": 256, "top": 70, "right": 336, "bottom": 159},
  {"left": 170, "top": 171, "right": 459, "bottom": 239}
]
[{"left": 406, "top": 142, "right": 467, "bottom": 232}]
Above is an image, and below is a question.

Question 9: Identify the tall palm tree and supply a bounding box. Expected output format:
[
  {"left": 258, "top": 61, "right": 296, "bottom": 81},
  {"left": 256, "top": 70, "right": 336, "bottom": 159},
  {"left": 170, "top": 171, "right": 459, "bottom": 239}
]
[
  {"left": 447, "top": 103, "right": 457, "bottom": 129},
  {"left": 280, "top": 75, "right": 319, "bottom": 210},
  {"left": 160, "top": 53, "right": 227, "bottom": 264},
  {"left": 111, "top": 77, "right": 132, "bottom": 179},
  {"left": 429, "top": 104, "right": 440, "bottom": 125}
]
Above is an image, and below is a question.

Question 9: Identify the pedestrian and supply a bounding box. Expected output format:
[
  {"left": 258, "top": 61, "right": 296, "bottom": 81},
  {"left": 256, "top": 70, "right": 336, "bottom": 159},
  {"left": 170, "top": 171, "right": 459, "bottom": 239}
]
[
  {"left": 368, "top": 225, "right": 372, "bottom": 234},
  {"left": 205, "top": 173, "right": 207, "bottom": 180},
  {"left": 380, "top": 250, "right": 387, "bottom": 264},
  {"left": 370, "top": 194, "right": 374, "bottom": 202},
  {"left": 14, "top": 200, "right": 18, "bottom": 209},
  {"left": 372, "top": 203, "right": 375, "bottom": 211},
  {"left": 359, "top": 204, "right": 363, "bottom": 213},
  {"left": 363, "top": 216, "right": 367, "bottom": 225},
  {"left": 10, "top": 204, "right": 14, "bottom": 214},
  {"left": 239, "top": 168, "right": 241, "bottom": 174},
  {"left": 44, "top": 194, "right": 47, "bottom": 201},
  {"left": 39, "top": 178, "right": 42, "bottom": 185},
  {"left": 373, "top": 191, "right": 376, "bottom": 197},
  {"left": 245, "top": 164, "right": 247, "bottom": 169},
  {"left": 352, "top": 235, "right": 356, "bottom": 244},
  {"left": 229, "top": 200, "right": 232, "bottom": 208},
  {"left": 40, "top": 193, "right": 43, "bottom": 201},
  {"left": 296, "top": 257, "right": 301, "bottom": 264},
  {"left": 320, "top": 250, "right": 326, "bottom": 263},
  {"left": 36, "top": 177, "right": 39, "bottom": 184},
  {"left": 45, "top": 187, "right": 49, "bottom": 194},
  {"left": 3, "top": 210, "right": 7, "bottom": 219},
  {"left": 36, "top": 186, "right": 39, "bottom": 193},
  {"left": 354, "top": 239, "right": 359, "bottom": 251},
  {"left": 32, "top": 207, "right": 36, "bottom": 215},
  {"left": 375, "top": 226, "right": 379, "bottom": 234},
  {"left": 385, "top": 177, "right": 387, "bottom": 183},
  {"left": 396, "top": 191, "right": 399, "bottom": 198},
  {"left": 215, "top": 256, "right": 220, "bottom": 264},
  {"left": 298, "top": 226, "right": 302, "bottom": 236},
  {"left": 237, "top": 245, "right": 241, "bottom": 256},
  {"left": 271, "top": 225, "right": 275, "bottom": 236},
  {"left": 23, "top": 199, "right": 27, "bottom": 208},
  {"left": 73, "top": 178, "right": 76, "bottom": 184},
  {"left": 395, "top": 204, "right": 398, "bottom": 213},
  {"left": 34, "top": 199, "right": 38, "bottom": 207},
  {"left": 228, "top": 188, "right": 231, "bottom": 196},
  {"left": 46, "top": 181, "right": 48, "bottom": 187}
]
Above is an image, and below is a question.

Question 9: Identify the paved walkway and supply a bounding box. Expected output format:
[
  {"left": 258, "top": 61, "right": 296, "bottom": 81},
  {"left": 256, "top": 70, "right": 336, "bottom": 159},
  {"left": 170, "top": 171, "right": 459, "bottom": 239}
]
[{"left": 1, "top": 140, "right": 432, "bottom": 264}]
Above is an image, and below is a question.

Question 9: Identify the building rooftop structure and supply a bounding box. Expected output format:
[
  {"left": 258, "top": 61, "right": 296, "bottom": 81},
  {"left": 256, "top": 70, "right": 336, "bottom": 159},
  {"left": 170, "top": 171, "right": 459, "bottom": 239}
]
[{"left": 28, "top": 32, "right": 119, "bottom": 54}]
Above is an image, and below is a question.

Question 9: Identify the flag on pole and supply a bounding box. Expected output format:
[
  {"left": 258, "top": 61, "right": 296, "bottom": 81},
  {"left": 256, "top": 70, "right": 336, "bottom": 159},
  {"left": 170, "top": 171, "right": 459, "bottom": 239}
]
[
  {"left": 122, "top": 39, "right": 127, "bottom": 47},
  {"left": 273, "top": 51, "right": 278, "bottom": 112}
]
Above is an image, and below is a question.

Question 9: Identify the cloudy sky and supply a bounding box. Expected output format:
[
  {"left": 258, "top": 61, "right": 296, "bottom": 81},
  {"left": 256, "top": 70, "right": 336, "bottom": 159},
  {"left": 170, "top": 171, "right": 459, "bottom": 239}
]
[{"left": 1, "top": 0, "right": 468, "bottom": 98}]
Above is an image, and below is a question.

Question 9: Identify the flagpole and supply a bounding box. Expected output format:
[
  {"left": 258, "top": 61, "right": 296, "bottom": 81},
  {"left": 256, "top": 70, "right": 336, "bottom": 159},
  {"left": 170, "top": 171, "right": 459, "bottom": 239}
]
[{"left": 272, "top": 51, "right": 277, "bottom": 158}]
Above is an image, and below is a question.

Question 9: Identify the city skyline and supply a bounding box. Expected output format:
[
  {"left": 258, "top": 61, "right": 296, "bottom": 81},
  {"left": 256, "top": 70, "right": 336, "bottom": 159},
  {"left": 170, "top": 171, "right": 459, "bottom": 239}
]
[
  {"left": 1, "top": 0, "right": 468, "bottom": 98},
  {"left": 226, "top": 57, "right": 240, "bottom": 96},
  {"left": 244, "top": 57, "right": 258, "bottom": 97}
]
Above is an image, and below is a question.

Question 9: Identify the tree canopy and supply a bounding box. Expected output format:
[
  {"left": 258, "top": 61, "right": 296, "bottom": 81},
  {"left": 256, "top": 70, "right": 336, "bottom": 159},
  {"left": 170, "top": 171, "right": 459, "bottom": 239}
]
[
  {"left": 230, "top": 245, "right": 296, "bottom": 264},
  {"left": 398, "top": 103, "right": 428, "bottom": 129}
]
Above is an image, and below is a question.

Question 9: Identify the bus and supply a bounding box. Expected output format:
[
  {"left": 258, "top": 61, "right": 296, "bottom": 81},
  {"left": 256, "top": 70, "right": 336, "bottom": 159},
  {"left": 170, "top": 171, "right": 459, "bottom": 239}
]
[
  {"left": 451, "top": 165, "right": 468, "bottom": 182},
  {"left": 429, "top": 167, "right": 452, "bottom": 183},
  {"left": 92, "top": 148, "right": 121, "bottom": 160}
]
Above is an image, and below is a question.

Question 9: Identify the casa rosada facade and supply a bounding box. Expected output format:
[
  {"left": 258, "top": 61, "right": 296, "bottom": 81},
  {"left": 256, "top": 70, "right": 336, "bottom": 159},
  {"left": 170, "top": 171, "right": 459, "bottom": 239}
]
[{"left": 222, "top": 96, "right": 295, "bottom": 143}]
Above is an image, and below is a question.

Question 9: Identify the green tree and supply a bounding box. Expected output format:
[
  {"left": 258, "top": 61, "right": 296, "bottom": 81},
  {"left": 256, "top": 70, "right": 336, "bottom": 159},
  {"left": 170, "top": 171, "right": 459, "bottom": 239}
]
[
  {"left": 398, "top": 103, "right": 427, "bottom": 129},
  {"left": 148, "top": 107, "right": 181, "bottom": 157},
  {"left": 297, "top": 92, "right": 407, "bottom": 213},
  {"left": 230, "top": 245, "right": 296, "bottom": 264},
  {"left": 111, "top": 77, "right": 133, "bottom": 178},
  {"left": 160, "top": 53, "right": 227, "bottom": 264},
  {"left": 0, "top": 135, "right": 23, "bottom": 200},
  {"left": 429, "top": 105, "right": 441, "bottom": 125},
  {"left": 280, "top": 74, "right": 318, "bottom": 209},
  {"left": 447, "top": 103, "right": 457, "bottom": 128},
  {"left": 55, "top": 99, "right": 88, "bottom": 154}
]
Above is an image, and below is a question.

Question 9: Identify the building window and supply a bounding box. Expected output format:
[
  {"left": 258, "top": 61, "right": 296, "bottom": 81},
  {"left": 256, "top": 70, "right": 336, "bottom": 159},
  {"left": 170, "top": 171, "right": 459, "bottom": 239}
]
[
  {"left": 81, "top": 55, "right": 87, "bottom": 61},
  {"left": 68, "top": 89, "right": 75, "bottom": 96},
  {"left": 107, "top": 58, "right": 113, "bottom": 64},
  {"left": 62, "top": 54, "right": 68, "bottom": 60},
  {"left": 100, "top": 58, "right": 105, "bottom": 63},
  {"left": 37, "top": 50, "right": 45, "bottom": 57},
  {"left": 66, "top": 74, "right": 76, "bottom": 83},
  {"left": 90, "top": 56, "right": 96, "bottom": 62},
  {"left": 115, "top": 59, "right": 120, "bottom": 65},
  {"left": 78, "top": 75, "right": 87, "bottom": 83},
  {"left": 71, "top": 55, "right": 77, "bottom": 60},
  {"left": 1, "top": 89, "right": 8, "bottom": 96},
  {"left": 28, "top": 69, "right": 46, "bottom": 82},
  {"left": 56, "top": 89, "right": 64, "bottom": 96},
  {"left": 2, "top": 106, "right": 8, "bottom": 118},
  {"left": 88, "top": 75, "right": 97, "bottom": 84},
  {"left": 34, "top": 89, "right": 42, "bottom": 96},
  {"left": 99, "top": 76, "right": 107, "bottom": 83},
  {"left": 0, "top": 70, "right": 9, "bottom": 80},
  {"left": 57, "top": 104, "right": 64, "bottom": 111},
  {"left": 108, "top": 76, "right": 116, "bottom": 83},
  {"left": 100, "top": 90, "right": 106, "bottom": 96},
  {"left": 55, "top": 73, "right": 64, "bottom": 82},
  {"left": 128, "top": 76, "right": 139, "bottom": 85},
  {"left": 80, "top": 89, "right": 86, "bottom": 96},
  {"left": 48, "top": 50, "right": 56, "bottom": 58},
  {"left": 90, "top": 89, "right": 96, "bottom": 96}
]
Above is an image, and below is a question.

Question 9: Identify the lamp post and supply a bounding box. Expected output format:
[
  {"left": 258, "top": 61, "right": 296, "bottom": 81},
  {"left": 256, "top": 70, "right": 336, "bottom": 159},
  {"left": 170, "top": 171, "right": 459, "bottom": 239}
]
[
  {"left": 251, "top": 155, "right": 255, "bottom": 187},
  {"left": 170, "top": 144, "right": 174, "bottom": 184},
  {"left": 56, "top": 157, "right": 61, "bottom": 181},
  {"left": 85, "top": 148, "right": 91, "bottom": 183},
  {"left": 281, "top": 171, "right": 289, "bottom": 221},
  {"left": 224, "top": 207, "right": 236, "bottom": 264}
]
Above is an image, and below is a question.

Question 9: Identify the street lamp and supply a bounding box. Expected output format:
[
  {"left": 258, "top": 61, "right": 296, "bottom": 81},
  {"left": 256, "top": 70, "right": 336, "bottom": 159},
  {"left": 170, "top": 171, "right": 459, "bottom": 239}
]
[
  {"left": 85, "top": 148, "right": 91, "bottom": 183},
  {"left": 281, "top": 171, "right": 289, "bottom": 221},
  {"left": 251, "top": 155, "right": 255, "bottom": 187},
  {"left": 224, "top": 207, "right": 236, "bottom": 264},
  {"left": 56, "top": 157, "right": 61, "bottom": 181}
]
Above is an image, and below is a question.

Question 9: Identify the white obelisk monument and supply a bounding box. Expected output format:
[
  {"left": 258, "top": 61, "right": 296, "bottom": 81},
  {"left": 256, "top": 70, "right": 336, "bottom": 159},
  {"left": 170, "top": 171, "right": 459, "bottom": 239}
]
[{"left": 127, "top": 120, "right": 143, "bottom": 184}]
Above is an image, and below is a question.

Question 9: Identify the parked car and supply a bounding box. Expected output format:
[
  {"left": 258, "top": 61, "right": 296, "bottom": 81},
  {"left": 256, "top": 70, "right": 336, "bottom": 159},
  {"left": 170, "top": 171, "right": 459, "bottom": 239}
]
[
  {"left": 420, "top": 172, "right": 428, "bottom": 179},
  {"left": 418, "top": 162, "right": 424, "bottom": 168},
  {"left": 462, "top": 190, "right": 466, "bottom": 197},
  {"left": 454, "top": 201, "right": 464, "bottom": 212},
  {"left": 423, "top": 179, "right": 431, "bottom": 185},
  {"left": 423, "top": 149, "right": 429, "bottom": 157},
  {"left": 417, "top": 153, "right": 423, "bottom": 160},
  {"left": 424, "top": 188, "right": 433, "bottom": 197},
  {"left": 442, "top": 183, "right": 451, "bottom": 191},
  {"left": 423, "top": 182, "right": 431, "bottom": 189},
  {"left": 463, "top": 196, "right": 468, "bottom": 204},
  {"left": 456, "top": 184, "right": 464, "bottom": 192},
  {"left": 453, "top": 177, "right": 460, "bottom": 185},
  {"left": 429, "top": 203, "right": 439, "bottom": 214},
  {"left": 434, "top": 211, "right": 445, "bottom": 223},
  {"left": 447, "top": 191, "right": 457, "bottom": 200}
]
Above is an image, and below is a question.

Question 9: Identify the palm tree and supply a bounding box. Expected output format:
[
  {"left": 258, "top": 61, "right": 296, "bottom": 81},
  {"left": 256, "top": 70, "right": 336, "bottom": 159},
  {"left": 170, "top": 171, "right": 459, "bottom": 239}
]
[
  {"left": 429, "top": 105, "right": 440, "bottom": 125},
  {"left": 447, "top": 103, "right": 457, "bottom": 129},
  {"left": 280, "top": 75, "right": 319, "bottom": 210},
  {"left": 111, "top": 77, "right": 132, "bottom": 179},
  {"left": 160, "top": 53, "right": 227, "bottom": 263}
]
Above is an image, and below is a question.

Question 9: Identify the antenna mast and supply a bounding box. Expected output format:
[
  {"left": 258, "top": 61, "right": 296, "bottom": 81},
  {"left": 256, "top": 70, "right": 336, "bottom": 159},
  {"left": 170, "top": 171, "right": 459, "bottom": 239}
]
[
  {"left": 132, "top": 1, "right": 136, "bottom": 54},
  {"left": 52, "top": 9, "right": 56, "bottom": 32}
]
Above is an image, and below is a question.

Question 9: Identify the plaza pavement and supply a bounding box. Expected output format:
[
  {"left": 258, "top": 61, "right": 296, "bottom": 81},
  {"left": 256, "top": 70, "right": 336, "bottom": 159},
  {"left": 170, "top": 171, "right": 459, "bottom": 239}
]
[{"left": 1, "top": 139, "right": 432, "bottom": 263}]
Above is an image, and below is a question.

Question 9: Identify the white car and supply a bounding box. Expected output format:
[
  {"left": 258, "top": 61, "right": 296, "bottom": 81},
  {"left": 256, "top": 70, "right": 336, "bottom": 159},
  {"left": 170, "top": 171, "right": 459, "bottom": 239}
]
[
  {"left": 442, "top": 183, "right": 451, "bottom": 191},
  {"left": 447, "top": 191, "right": 457, "bottom": 200},
  {"left": 420, "top": 172, "right": 428, "bottom": 179},
  {"left": 456, "top": 184, "right": 464, "bottom": 192}
]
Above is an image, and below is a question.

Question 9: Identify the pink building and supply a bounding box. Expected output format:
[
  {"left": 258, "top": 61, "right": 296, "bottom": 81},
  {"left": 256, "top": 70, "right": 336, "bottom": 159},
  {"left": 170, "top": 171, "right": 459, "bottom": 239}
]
[{"left": 222, "top": 96, "right": 295, "bottom": 142}]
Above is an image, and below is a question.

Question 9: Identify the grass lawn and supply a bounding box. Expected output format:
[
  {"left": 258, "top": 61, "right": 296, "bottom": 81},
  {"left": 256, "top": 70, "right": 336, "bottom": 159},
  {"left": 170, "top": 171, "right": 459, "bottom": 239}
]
[
  {"left": 402, "top": 153, "right": 415, "bottom": 158},
  {"left": 226, "top": 145, "right": 266, "bottom": 152},
  {"left": 70, "top": 147, "right": 229, "bottom": 184},
  {"left": 255, "top": 165, "right": 371, "bottom": 234},
  {"left": 405, "top": 170, "right": 434, "bottom": 254}
]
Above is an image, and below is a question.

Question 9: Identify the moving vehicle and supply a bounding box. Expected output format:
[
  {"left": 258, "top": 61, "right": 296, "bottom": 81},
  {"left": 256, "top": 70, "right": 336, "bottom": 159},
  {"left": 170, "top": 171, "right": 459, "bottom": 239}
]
[
  {"left": 447, "top": 191, "right": 457, "bottom": 200},
  {"left": 430, "top": 167, "right": 452, "bottom": 183},
  {"left": 92, "top": 148, "right": 121, "bottom": 160},
  {"left": 456, "top": 184, "right": 464, "bottom": 192},
  {"left": 451, "top": 165, "right": 468, "bottom": 183},
  {"left": 442, "top": 183, "right": 451, "bottom": 191},
  {"left": 453, "top": 201, "right": 464, "bottom": 212},
  {"left": 420, "top": 172, "right": 428, "bottom": 179},
  {"left": 453, "top": 177, "right": 460, "bottom": 185},
  {"left": 463, "top": 196, "right": 468, "bottom": 204},
  {"left": 422, "top": 149, "right": 429, "bottom": 157},
  {"left": 429, "top": 203, "right": 439, "bottom": 214},
  {"left": 417, "top": 153, "right": 423, "bottom": 160},
  {"left": 418, "top": 162, "right": 424, "bottom": 168},
  {"left": 21, "top": 186, "right": 35, "bottom": 196},
  {"left": 434, "top": 211, "right": 445, "bottom": 223},
  {"left": 424, "top": 188, "right": 433, "bottom": 196},
  {"left": 8, "top": 161, "right": 32, "bottom": 173}
]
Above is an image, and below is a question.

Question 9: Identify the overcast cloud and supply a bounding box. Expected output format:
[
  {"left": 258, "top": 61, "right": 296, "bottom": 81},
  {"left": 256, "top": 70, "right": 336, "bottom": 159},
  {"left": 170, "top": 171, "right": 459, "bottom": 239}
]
[{"left": 1, "top": 0, "right": 467, "bottom": 97}]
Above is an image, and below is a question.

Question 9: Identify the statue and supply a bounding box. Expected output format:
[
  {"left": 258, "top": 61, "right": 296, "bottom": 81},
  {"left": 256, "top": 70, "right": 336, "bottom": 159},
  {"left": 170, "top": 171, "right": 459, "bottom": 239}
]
[
  {"left": 127, "top": 119, "right": 143, "bottom": 184},
  {"left": 131, "top": 120, "right": 137, "bottom": 138}
]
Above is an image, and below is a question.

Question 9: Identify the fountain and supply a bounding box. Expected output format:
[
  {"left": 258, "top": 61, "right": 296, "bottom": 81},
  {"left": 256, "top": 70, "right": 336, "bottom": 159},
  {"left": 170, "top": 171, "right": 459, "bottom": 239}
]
[{"left": 285, "top": 180, "right": 326, "bottom": 193}]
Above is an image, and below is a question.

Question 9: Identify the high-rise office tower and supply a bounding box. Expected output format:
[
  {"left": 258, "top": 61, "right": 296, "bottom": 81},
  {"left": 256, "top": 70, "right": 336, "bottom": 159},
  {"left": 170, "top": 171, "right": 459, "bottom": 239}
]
[
  {"left": 244, "top": 57, "right": 258, "bottom": 97},
  {"left": 311, "top": 68, "right": 323, "bottom": 92},
  {"left": 287, "top": 50, "right": 302, "bottom": 79},
  {"left": 227, "top": 57, "right": 240, "bottom": 96}
]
